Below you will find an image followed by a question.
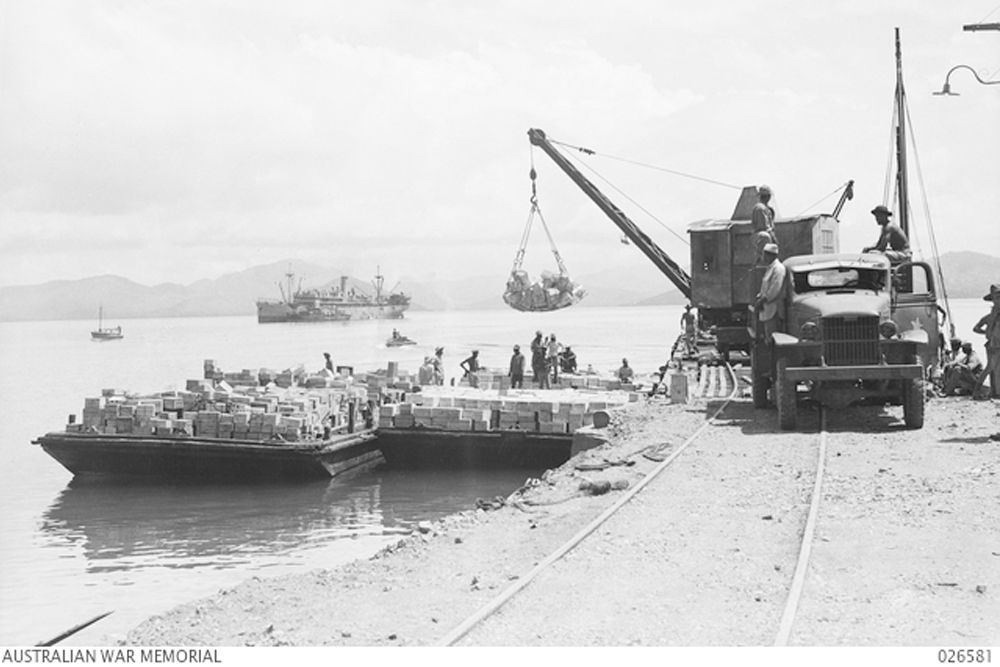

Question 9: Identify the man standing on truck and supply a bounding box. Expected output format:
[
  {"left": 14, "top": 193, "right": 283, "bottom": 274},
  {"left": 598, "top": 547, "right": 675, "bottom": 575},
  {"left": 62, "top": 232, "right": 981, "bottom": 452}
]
[
  {"left": 755, "top": 243, "right": 787, "bottom": 339},
  {"left": 972, "top": 283, "right": 1000, "bottom": 399},
  {"left": 863, "top": 205, "right": 910, "bottom": 263},
  {"left": 751, "top": 185, "right": 776, "bottom": 265}
]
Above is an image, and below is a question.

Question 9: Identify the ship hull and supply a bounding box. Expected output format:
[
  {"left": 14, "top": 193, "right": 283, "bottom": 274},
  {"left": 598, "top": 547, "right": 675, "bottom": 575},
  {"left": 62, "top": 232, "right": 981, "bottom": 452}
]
[{"left": 256, "top": 301, "right": 407, "bottom": 323}]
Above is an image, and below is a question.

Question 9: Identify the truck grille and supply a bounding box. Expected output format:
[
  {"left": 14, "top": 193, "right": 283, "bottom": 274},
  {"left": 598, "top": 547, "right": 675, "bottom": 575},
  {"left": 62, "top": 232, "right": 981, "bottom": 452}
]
[{"left": 822, "top": 316, "right": 880, "bottom": 366}]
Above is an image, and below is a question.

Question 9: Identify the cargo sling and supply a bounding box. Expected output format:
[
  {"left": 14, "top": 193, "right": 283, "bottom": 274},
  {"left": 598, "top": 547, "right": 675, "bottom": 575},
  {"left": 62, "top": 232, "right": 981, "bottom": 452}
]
[{"left": 503, "top": 164, "right": 585, "bottom": 312}]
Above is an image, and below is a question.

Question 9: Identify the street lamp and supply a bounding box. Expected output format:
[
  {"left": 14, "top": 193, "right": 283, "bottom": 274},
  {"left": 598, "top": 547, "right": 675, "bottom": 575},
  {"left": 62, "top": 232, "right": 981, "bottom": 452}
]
[{"left": 933, "top": 64, "right": 1000, "bottom": 95}]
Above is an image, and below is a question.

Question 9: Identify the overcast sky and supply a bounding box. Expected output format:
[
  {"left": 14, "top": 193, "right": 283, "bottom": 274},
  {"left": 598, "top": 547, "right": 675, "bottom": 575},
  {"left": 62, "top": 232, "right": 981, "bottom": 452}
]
[{"left": 1, "top": 1, "right": 998, "bottom": 290}]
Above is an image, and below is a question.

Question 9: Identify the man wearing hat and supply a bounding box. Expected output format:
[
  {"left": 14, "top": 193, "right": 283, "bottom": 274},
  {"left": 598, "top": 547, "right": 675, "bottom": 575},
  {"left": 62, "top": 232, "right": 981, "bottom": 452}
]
[
  {"left": 755, "top": 243, "right": 787, "bottom": 339},
  {"left": 751, "top": 185, "right": 776, "bottom": 265},
  {"left": 972, "top": 283, "right": 1000, "bottom": 399},
  {"left": 863, "top": 204, "right": 910, "bottom": 263}
]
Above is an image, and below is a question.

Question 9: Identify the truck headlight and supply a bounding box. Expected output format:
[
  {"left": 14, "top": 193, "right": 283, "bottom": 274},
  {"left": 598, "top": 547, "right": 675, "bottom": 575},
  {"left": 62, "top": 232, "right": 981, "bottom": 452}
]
[
  {"left": 800, "top": 321, "right": 819, "bottom": 340},
  {"left": 879, "top": 320, "right": 898, "bottom": 339}
]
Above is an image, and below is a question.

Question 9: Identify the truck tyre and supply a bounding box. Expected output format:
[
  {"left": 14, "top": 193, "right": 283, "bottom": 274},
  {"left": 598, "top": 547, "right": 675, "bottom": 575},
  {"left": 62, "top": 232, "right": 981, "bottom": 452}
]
[
  {"left": 776, "top": 358, "right": 797, "bottom": 431},
  {"left": 750, "top": 348, "right": 770, "bottom": 408},
  {"left": 902, "top": 378, "right": 925, "bottom": 429},
  {"left": 752, "top": 374, "right": 769, "bottom": 408}
]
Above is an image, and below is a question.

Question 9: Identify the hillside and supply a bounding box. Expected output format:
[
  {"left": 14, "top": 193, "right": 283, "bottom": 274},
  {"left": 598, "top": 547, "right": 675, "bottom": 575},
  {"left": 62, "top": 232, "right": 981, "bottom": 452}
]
[{"left": 0, "top": 251, "right": 996, "bottom": 322}]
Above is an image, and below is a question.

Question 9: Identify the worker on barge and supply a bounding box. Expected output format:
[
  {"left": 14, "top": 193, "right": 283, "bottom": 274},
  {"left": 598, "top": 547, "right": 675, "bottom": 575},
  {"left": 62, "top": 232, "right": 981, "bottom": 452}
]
[
  {"left": 509, "top": 344, "right": 525, "bottom": 389},
  {"left": 460, "top": 350, "right": 481, "bottom": 388}
]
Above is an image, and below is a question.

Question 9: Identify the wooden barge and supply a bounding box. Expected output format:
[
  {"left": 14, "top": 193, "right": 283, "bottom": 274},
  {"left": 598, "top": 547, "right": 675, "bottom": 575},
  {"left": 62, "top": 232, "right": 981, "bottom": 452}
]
[
  {"left": 33, "top": 429, "right": 382, "bottom": 481},
  {"left": 377, "top": 427, "right": 576, "bottom": 470},
  {"left": 33, "top": 361, "right": 646, "bottom": 480}
]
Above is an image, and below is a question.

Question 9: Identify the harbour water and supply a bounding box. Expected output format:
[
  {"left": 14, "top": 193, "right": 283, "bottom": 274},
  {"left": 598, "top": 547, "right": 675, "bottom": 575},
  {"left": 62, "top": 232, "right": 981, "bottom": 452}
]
[
  {"left": 0, "top": 301, "right": 988, "bottom": 646},
  {"left": 0, "top": 305, "right": 686, "bottom": 647}
]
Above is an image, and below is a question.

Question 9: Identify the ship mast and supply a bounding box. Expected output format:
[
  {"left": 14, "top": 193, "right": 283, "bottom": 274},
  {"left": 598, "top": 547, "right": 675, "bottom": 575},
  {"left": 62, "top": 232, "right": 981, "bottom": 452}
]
[
  {"left": 894, "top": 27, "right": 910, "bottom": 236},
  {"left": 372, "top": 267, "right": 384, "bottom": 304}
]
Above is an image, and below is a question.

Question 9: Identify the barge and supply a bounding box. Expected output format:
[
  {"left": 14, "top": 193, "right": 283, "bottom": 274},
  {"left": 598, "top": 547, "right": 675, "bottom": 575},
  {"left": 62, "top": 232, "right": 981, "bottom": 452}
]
[
  {"left": 374, "top": 378, "right": 638, "bottom": 470},
  {"left": 33, "top": 429, "right": 380, "bottom": 481},
  {"left": 33, "top": 360, "right": 385, "bottom": 481}
]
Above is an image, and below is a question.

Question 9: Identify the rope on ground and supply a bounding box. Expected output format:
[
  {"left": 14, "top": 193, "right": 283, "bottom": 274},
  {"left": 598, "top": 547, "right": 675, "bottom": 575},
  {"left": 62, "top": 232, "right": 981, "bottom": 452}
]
[
  {"left": 435, "top": 364, "right": 739, "bottom": 646},
  {"left": 773, "top": 409, "right": 828, "bottom": 646}
]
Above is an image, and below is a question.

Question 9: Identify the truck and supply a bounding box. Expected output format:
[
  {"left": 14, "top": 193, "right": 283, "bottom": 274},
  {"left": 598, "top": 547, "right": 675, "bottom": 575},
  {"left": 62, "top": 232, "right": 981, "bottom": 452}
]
[
  {"left": 528, "top": 127, "right": 943, "bottom": 431},
  {"left": 527, "top": 127, "right": 845, "bottom": 357},
  {"left": 751, "top": 254, "right": 941, "bottom": 430}
]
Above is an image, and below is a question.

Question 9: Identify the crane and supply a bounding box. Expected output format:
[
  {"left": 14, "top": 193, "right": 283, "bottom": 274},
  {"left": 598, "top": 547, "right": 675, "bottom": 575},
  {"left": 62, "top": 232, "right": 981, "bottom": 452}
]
[{"left": 527, "top": 128, "right": 692, "bottom": 299}]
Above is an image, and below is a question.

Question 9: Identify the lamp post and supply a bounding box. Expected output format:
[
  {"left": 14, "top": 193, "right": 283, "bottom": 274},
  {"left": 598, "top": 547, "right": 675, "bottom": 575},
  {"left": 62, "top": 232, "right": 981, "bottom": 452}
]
[{"left": 933, "top": 64, "right": 1000, "bottom": 95}]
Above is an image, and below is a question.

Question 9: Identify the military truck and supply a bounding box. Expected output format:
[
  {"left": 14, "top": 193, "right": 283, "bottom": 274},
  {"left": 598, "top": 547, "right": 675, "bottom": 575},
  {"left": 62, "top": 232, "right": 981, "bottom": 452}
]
[{"left": 750, "top": 253, "right": 942, "bottom": 430}]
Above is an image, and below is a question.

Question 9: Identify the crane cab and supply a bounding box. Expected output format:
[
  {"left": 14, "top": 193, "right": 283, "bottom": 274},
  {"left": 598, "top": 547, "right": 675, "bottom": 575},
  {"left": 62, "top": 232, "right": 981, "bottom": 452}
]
[{"left": 688, "top": 187, "right": 839, "bottom": 355}]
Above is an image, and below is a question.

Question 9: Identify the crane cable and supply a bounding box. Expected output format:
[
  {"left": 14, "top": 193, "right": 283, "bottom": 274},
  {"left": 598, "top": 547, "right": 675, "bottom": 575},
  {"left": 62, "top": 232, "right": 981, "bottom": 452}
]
[
  {"left": 511, "top": 152, "right": 568, "bottom": 275},
  {"left": 549, "top": 139, "right": 693, "bottom": 248},
  {"left": 903, "top": 101, "right": 955, "bottom": 338}
]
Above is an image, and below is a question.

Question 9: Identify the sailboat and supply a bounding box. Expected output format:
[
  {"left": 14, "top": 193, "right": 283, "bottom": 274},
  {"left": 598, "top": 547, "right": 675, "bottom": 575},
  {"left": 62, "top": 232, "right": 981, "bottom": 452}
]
[{"left": 91, "top": 306, "right": 123, "bottom": 341}]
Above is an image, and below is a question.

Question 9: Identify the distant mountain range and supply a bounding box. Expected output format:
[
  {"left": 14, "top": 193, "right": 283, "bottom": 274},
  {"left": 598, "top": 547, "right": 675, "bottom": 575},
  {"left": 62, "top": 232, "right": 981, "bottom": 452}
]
[{"left": 0, "top": 252, "right": 996, "bottom": 323}]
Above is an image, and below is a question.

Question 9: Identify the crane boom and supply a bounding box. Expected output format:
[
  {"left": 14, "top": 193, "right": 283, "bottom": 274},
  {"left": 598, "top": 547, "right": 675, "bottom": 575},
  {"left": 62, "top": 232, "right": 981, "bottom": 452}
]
[{"left": 527, "top": 128, "right": 692, "bottom": 299}]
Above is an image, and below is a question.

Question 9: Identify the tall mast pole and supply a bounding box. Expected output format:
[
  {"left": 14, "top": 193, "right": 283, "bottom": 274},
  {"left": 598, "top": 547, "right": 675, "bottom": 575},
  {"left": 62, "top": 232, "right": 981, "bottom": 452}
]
[{"left": 894, "top": 28, "right": 910, "bottom": 236}]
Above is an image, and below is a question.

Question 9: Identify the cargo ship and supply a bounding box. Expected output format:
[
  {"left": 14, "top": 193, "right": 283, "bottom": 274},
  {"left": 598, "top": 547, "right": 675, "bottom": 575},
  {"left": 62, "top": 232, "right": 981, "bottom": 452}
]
[{"left": 256, "top": 269, "right": 410, "bottom": 323}]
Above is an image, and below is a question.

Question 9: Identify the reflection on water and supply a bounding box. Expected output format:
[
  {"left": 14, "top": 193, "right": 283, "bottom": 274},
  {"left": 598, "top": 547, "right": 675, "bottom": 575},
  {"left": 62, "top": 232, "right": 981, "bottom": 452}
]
[{"left": 40, "top": 466, "right": 536, "bottom": 574}]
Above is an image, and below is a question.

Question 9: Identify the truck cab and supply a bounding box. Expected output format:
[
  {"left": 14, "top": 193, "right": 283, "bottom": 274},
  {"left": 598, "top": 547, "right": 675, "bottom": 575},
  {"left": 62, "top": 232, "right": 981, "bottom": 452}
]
[{"left": 751, "top": 253, "right": 940, "bottom": 430}]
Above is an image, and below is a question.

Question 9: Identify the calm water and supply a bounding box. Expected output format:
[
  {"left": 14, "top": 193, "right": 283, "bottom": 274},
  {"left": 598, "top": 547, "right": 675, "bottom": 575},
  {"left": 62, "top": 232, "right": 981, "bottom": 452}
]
[
  {"left": 0, "top": 301, "right": 988, "bottom": 646},
  {"left": 0, "top": 305, "right": 687, "bottom": 646}
]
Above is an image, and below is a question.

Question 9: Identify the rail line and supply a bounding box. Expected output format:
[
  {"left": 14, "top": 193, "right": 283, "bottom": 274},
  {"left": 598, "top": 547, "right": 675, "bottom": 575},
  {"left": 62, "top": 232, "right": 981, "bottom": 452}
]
[
  {"left": 435, "top": 362, "right": 740, "bottom": 646},
  {"left": 435, "top": 365, "right": 833, "bottom": 647}
]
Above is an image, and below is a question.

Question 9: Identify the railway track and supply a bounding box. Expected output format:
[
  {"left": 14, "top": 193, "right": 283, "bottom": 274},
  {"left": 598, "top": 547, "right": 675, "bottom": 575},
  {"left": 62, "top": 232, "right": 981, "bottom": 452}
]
[{"left": 435, "top": 364, "right": 839, "bottom": 646}]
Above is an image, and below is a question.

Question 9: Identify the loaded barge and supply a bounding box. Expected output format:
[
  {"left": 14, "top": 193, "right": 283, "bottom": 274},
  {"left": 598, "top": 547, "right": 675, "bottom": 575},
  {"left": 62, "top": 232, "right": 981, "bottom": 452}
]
[
  {"left": 33, "top": 360, "right": 383, "bottom": 481},
  {"left": 33, "top": 361, "right": 642, "bottom": 480}
]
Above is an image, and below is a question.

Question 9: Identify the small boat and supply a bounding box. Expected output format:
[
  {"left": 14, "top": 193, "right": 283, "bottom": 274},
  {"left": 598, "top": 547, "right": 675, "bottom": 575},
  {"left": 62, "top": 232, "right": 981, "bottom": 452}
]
[
  {"left": 386, "top": 330, "right": 417, "bottom": 347},
  {"left": 91, "top": 307, "right": 123, "bottom": 341}
]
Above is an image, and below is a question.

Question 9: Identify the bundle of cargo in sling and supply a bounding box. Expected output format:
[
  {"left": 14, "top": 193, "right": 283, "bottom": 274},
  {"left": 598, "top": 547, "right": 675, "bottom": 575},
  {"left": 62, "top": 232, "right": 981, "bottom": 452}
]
[{"left": 503, "top": 269, "right": 586, "bottom": 312}]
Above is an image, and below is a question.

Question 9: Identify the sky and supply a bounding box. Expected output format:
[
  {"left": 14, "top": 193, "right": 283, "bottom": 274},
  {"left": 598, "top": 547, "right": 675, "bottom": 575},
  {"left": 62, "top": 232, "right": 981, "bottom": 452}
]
[{"left": 1, "top": 0, "right": 998, "bottom": 290}]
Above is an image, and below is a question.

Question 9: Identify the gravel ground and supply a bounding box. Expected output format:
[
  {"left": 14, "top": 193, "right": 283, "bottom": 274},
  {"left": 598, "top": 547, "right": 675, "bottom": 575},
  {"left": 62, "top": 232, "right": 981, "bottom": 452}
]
[{"left": 123, "top": 392, "right": 1000, "bottom": 647}]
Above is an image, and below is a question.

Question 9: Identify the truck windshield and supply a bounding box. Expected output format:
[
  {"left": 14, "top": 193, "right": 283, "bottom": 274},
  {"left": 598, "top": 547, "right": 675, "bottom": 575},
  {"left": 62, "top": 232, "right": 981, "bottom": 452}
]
[{"left": 793, "top": 267, "right": 885, "bottom": 293}]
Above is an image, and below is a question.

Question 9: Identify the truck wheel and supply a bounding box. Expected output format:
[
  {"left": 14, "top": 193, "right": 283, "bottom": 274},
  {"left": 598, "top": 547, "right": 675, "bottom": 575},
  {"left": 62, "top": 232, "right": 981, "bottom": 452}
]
[
  {"left": 776, "top": 358, "right": 797, "bottom": 431},
  {"left": 750, "top": 346, "right": 770, "bottom": 408},
  {"left": 752, "top": 374, "right": 769, "bottom": 408},
  {"left": 902, "top": 378, "right": 925, "bottom": 429}
]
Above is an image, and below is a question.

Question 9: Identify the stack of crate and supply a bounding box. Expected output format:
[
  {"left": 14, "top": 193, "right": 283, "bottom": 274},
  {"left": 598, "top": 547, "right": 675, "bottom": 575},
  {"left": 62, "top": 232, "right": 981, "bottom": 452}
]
[
  {"left": 67, "top": 372, "right": 371, "bottom": 443},
  {"left": 376, "top": 386, "right": 632, "bottom": 435}
]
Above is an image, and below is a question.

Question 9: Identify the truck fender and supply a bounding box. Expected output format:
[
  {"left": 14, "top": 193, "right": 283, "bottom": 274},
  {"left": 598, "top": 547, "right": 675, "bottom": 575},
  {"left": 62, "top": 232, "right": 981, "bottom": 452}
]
[
  {"left": 898, "top": 329, "right": 929, "bottom": 345},
  {"left": 771, "top": 332, "right": 799, "bottom": 347}
]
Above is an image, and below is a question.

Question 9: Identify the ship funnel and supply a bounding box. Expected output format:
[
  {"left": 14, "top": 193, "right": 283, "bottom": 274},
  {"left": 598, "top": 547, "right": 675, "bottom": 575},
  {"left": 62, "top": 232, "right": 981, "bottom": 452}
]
[{"left": 340, "top": 276, "right": 348, "bottom": 295}]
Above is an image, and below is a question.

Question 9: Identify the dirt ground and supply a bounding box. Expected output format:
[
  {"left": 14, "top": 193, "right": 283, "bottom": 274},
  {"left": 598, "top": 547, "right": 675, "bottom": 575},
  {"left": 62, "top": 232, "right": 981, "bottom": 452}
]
[{"left": 123, "top": 389, "right": 1000, "bottom": 647}]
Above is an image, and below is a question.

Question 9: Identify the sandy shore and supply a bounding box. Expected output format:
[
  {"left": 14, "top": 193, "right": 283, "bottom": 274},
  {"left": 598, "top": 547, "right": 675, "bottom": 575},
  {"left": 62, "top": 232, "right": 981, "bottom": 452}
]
[{"left": 123, "top": 392, "right": 1000, "bottom": 646}]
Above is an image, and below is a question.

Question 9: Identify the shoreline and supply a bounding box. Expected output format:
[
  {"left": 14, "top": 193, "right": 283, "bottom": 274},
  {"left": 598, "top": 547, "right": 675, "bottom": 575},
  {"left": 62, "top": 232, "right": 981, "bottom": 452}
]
[{"left": 122, "top": 393, "right": 999, "bottom": 647}]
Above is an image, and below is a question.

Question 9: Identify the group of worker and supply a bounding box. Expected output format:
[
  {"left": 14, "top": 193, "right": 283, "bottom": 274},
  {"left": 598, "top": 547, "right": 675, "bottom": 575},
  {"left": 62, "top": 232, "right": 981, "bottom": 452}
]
[
  {"left": 411, "top": 336, "right": 630, "bottom": 390},
  {"left": 943, "top": 283, "right": 1000, "bottom": 399},
  {"left": 751, "top": 184, "right": 914, "bottom": 338},
  {"left": 416, "top": 347, "right": 447, "bottom": 386},
  {"left": 750, "top": 183, "right": 1000, "bottom": 399},
  {"left": 511, "top": 331, "right": 577, "bottom": 389}
]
